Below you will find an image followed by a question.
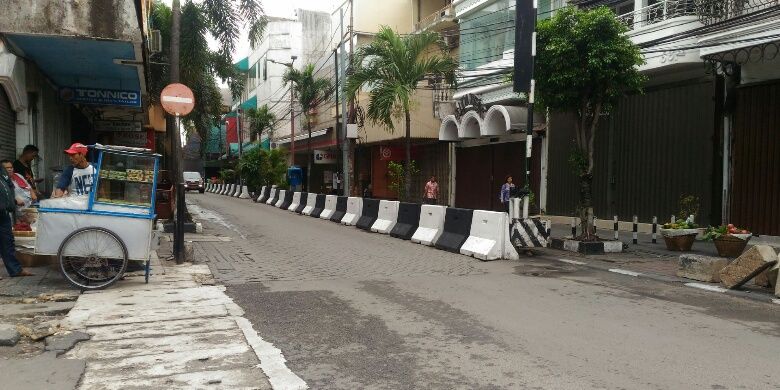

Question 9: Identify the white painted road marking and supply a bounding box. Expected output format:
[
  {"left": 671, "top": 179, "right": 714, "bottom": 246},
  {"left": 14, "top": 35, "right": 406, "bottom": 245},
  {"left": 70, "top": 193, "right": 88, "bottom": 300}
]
[
  {"left": 556, "top": 258, "right": 586, "bottom": 265},
  {"left": 609, "top": 269, "right": 641, "bottom": 277},
  {"left": 685, "top": 283, "right": 728, "bottom": 293},
  {"left": 236, "top": 317, "right": 308, "bottom": 390}
]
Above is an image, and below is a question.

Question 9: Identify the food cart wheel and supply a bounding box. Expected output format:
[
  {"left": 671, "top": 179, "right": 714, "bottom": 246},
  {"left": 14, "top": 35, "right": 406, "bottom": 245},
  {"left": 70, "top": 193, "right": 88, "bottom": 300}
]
[{"left": 58, "top": 227, "right": 129, "bottom": 290}]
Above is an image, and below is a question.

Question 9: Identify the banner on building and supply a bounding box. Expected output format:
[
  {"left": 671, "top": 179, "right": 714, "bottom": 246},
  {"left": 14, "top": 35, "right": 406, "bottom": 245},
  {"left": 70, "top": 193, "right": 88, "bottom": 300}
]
[
  {"left": 314, "top": 149, "right": 337, "bottom": 164},
  {"left": 94, "top": 120, "right": 143, "bottom": 132},
  {"left": 60, "top": 87, "right": 141, "bottom": 107},
  {"left": 114, "top": 130, "right": 154, "bottom": 149}
]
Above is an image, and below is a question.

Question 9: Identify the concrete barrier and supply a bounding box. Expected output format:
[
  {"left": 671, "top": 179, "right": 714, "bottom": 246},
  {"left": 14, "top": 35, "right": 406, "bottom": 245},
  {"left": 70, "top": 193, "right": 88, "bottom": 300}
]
[
  {"left": 295, "top": 192, "right": 310, "bottom": 213},
  {"left": 320, "top": 195, "right": 338, "bottom": 219},
  {"left": 434, "top": 208, "right": 474, "bottom": 253},
  {"left": 411, "top": 205, "right": 447, "bottom": 246},
  {"left": 274, "top": 190, "right": 286, "bottom": 207},
  {"left": 356, "top": 199, "right": 380, "bottom": 231},
  {"left": 266, "top": 188, "right": 278, "bottom": 205},
  {"left": 239, "top": 185, "right": 251, "bottom": 199},
  {"left": 341, "top": 197, "right": 363, "bottom": 225},
  {"left": 390, "top": 202, "right": 421, "bottom": 240},
  {"left": 233, "top": 183, "right": 242, "bottom": 197},
  {"left": 226, "top": 184, "right": 235, "bottom": 196},
  {"left": 460, "top": 210, "right": 509, "bottom": 261},
  {"left": 288, "top": 192, "right": 302, "bottom": 212},
  {"left": 371, "top": 200, "right": 400, "bottom": 234},
  {"left": 279, "top": 190, "right": 294, "bottom": 209},
  {"left": 209, "top": 183, "right": 215, "bottom": 193},
  {"left": 329, "top": 196, "right": 348, "bottom": 222},
  {"left": 219, "top": 184, "right": 228, "bottom": 195},
  {"left": 302, "top": 193, "right": 318, "bottom": 215},
  {"left": 256, "top": 186, "right": 269, "bottom": 203}
]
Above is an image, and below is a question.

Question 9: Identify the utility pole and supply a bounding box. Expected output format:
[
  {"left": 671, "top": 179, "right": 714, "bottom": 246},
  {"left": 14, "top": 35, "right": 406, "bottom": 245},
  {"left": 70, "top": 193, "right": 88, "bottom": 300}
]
[
  {"left": 334, "top": 48, "right": 341, "bottom": 187},
  {"left": 339, "top": 7, "right": 350, "bottom": 196},
  {"left": 170, "top": 0, "right": 185, "bottom": 263},
  {"left": 514, "top": 0, "right": 537, "bottom": 219},
  {"left": 290, "top": 82, "right": 295, "bottom": 166}
]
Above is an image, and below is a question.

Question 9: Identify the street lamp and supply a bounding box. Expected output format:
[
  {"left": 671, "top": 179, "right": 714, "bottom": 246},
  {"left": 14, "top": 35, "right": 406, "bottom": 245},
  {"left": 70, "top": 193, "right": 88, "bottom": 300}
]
[{"left": 268, "top": 55, "right": 297, "bottom": 166}]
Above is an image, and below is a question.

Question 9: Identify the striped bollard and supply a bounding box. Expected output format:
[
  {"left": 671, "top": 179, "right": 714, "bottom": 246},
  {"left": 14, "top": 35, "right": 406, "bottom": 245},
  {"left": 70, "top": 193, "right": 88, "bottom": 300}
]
[
  {"left": 571, "top": 217, "right": 577, "bottom": 238},
  {"left": 652, "top": 216, "right": 658, "bottom": 244},
  {"left": 613, "top": 215, "right": 619, "bottom": 241},
  {"left": 632, "top": 215, "right": 638, "bottom": 245},
  {"left": 545, "top": 220, "right": 552, "bottom": 245}
]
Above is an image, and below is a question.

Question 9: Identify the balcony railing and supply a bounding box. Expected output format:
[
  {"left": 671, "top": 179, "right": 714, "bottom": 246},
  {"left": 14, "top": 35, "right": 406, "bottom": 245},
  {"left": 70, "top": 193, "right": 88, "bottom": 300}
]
[
  {"left": 414, "top": 3, "right": 456, "bottom": 32},
  {"left": 695, "top": 0, "right": 780, "bottom": 25},
  {"left": 616, "top": 0, "right": 698, "bottom": 29}
]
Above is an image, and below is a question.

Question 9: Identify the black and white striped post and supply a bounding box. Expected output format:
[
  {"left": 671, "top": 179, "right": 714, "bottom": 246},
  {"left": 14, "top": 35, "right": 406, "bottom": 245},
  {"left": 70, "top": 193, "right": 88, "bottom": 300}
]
[
  {"left": 632, "top": 215, "right": 638, "bottom": 245},
  {"left": 652, "top": 216, "right": 658, "bottom": 244},
  {"left": 515, "top": 0, "right": 537, "bottom": 219},
  {"left": 613, "top": 215, "right": 619, "bottom": 240}
]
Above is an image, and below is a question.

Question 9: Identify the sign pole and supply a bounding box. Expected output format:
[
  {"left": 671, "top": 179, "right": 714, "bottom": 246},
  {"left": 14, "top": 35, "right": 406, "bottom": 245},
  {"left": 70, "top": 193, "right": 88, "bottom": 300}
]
[
  {"left": 174, "top": 114, "right": 185, "bottom": 264},
  {"left": 515, "top": 0, "right": 537, "bottom": 220}
]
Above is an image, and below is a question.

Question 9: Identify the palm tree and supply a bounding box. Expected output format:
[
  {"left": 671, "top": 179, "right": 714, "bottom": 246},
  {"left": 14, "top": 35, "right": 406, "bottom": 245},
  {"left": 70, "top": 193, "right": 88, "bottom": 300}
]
[
  {"left": 149, "top": 0, "right": 267, "bottom": 155},
  {"left": 346, "top": 27, "right": 456, "bottom": 199},
  {"left": 246, "top": 104, "right": 276, "bottom": 143},
  {"left": 283, "top": 64, "right": 333, "bottom": 191}
]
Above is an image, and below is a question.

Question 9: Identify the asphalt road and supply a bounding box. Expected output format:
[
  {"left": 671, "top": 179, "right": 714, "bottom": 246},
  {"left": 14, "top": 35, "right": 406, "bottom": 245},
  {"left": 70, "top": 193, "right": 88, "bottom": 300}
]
[{"left": 189, "top": 193, "right": 780, "bottom": 389}]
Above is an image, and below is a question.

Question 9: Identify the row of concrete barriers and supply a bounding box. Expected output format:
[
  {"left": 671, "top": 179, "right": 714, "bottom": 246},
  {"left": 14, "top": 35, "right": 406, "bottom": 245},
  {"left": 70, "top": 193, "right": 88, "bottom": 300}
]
[
  {"left": 205, "top": 183, "right": 549, "bottom": 260},
  {"left": 206, "top": 182, "right": 251, "bottom": 199}
]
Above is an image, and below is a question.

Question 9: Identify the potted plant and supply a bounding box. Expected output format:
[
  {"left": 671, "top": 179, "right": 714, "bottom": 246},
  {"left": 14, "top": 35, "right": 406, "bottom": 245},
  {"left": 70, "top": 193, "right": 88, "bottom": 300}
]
[
  {"left": 660, "top": 219, "right": 699, "bottom": 251},
  {"left": 704, "top": 224, "right": 752, "bottom": 257}
]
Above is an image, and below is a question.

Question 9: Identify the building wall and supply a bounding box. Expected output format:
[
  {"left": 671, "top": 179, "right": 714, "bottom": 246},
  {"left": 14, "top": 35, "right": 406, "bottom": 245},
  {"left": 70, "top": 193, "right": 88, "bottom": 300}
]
[
  {"left": 546, "top": 78, "right": 719, "bottom": 225},
  {"left": 356, "top": 0, "right": 416, "bottom": 34}
]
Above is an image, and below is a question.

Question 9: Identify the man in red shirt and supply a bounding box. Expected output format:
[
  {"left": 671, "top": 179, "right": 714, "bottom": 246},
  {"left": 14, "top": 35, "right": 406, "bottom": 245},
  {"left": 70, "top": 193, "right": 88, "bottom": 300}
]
[{"left": 423, "top": 175, "right": 439, "bottom": 205}]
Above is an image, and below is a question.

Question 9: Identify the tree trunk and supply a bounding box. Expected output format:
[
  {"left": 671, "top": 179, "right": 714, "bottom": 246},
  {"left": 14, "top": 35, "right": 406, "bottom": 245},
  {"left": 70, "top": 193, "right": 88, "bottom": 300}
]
[
  {"left": 404, "top": 109, "right": 412, "bottom": 201},
  {"left": 578, "top": 172, "right": 594, "bottom": 239}
]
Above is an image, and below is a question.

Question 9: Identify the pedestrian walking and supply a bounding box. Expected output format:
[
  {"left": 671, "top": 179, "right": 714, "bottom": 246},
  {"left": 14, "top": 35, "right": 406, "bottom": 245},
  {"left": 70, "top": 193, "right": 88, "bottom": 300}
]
[
  {"left": 0, "top": 165, "right": 33, "bottom": 279},
  {"left": 423, "top": 175, "right": 439, "bottom": 205},
  {"left": 500, "top": 175, "right": 515, "bottom": 213}
]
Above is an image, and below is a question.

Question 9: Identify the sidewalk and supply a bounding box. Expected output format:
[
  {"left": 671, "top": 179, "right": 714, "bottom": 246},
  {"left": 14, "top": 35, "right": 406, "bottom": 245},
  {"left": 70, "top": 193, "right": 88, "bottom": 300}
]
[
  {"left": 4, "top": 240, "right": 306, "bottom": 390},
  {"left": 545, "top": 223, "right": 779, "bottom": 303}
]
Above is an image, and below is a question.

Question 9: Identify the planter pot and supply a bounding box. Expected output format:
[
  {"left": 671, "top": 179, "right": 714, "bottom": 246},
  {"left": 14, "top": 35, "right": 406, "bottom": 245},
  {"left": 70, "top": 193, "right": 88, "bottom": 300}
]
[
  {"left": 713, "top": 234, "right": 751, "bottom": 257},
  {"left": 660, "top": 229, "right": 699, "bottom": 251}
]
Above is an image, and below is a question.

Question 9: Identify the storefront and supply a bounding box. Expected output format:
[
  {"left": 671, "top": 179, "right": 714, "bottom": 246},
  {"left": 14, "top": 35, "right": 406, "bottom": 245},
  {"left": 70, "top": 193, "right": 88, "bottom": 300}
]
[
  {"left": 277, "top": 126, "right": 339, "bottom": 193},
  {"left": 362, "top": 142, "right": 450, "bottom": 202}
]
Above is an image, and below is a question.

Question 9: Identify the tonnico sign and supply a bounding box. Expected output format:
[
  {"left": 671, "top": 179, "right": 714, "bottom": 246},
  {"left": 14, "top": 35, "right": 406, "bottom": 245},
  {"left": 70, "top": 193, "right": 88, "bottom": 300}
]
[{"left": 160, "top": 83, "right": 195, "bottom": 116}]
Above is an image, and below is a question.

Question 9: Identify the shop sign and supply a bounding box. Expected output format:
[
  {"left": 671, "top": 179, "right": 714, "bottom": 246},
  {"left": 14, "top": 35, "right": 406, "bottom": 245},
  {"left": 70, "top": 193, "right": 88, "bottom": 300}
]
[
  {"left": 114, "top": 130, "right": 153, "bottom": 148},
  {"left": 314, "top": 149, "right": 337, "bottom": 164},
  {"left": 60, "top": 87, "right": 141, "bottom": 107},
  {"left": 94, "top": 120, "right": 143, "bottom": 132}
]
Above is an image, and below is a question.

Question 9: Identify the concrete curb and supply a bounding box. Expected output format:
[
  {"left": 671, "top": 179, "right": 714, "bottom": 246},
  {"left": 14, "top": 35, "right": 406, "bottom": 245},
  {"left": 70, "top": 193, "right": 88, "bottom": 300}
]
[{"left": 538, "top": 253, "right": 780, "bottom": 306}]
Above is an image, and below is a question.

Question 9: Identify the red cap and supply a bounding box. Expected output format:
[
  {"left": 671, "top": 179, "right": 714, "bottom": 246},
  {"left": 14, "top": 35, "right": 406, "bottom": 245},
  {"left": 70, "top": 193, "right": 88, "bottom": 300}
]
[{"left": 64, "top": 143, "right": 88, "bottom": 155}]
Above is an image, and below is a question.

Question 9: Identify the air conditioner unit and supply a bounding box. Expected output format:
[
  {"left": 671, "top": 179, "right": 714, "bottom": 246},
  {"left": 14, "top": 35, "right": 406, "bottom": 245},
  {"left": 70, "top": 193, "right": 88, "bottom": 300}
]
[{"left": 149, "top": 30, "right": 162, "bottom": 53}]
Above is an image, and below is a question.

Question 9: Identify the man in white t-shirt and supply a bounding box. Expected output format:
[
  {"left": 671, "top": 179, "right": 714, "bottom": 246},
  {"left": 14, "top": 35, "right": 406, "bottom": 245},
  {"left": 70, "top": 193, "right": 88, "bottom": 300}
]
[{"left": 54, "top": 143, "right": 95, "bottom": 198}]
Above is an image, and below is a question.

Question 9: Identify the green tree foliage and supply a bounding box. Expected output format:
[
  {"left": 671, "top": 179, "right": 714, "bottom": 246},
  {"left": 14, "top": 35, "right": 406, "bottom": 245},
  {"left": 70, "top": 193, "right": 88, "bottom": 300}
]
[
  {"left": 148, "top": 0, "right": 267, "bottom": 155},
  {"left": 245, "top": 105, "right": 276, "bottom": 141},
  {"left": 535, "top": 7, "right": 645, "bottom": 237},
  {"left": 237, "top": 148, "right": 290, "bottom": 191},
  {"left": 346, "top": 27, "right": 456, "bottom": 199},
  {"left": 387, "top": 160, "right": 420, "bottom": 202}
]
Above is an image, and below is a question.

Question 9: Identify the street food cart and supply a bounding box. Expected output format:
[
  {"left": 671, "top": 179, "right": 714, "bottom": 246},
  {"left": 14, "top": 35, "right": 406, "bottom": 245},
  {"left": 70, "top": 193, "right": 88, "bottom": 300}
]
[{"left": 35, "top": 145, "right": 160, "bottom": 290}]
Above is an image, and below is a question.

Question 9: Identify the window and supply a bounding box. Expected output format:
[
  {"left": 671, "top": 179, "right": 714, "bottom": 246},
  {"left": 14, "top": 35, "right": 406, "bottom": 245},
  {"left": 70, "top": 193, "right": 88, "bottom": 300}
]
[{"left": 459, "top": 0, "right": 516, "bottom": 70}]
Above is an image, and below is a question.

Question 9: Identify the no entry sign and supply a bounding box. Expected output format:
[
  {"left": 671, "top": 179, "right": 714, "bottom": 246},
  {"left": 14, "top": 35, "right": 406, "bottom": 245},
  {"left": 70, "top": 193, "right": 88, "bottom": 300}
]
[{"left": 161, "top": 83, "right": 195, "bottom": 116}]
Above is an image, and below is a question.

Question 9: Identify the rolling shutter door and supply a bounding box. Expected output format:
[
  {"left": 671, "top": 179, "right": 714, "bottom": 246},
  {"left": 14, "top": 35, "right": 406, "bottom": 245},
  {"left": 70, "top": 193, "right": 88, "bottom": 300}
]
[{"left": 0, "top": 88, "right": 16, "bottom": 160}]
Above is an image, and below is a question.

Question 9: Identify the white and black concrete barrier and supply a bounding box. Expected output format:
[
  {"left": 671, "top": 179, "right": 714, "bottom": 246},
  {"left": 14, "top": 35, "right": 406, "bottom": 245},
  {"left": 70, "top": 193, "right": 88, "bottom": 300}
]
[
  {"left": 356, "top": 198, "right": 380, "bottom": 231},
  {"left": 218, "top": 184, "right": 226, "bottom": 195},
  {"left": 295, "top": 192, "right": 309, "bottom": 214},
  {"left": 372, "top": 200, "right": 399, "bottom": 234},
  {"left": 255, "top": 186, "right": 268, "bottom": 203},
  {"left": 302, "top": 193, "right": 318, "bottom": 215},
  {"left": 239, "top": 185, "right": 250, "bottom": 199},
  {"left": 320, "top": 195, "right": 338, "bottom": 220},
  {"left": 233, "top": 183, "right": 242, "bottom": 197},
  {"left": 433, "top": 208, "right": 474, "bottom": 254},
  {"left": 288, "top": 192, "right": 302, "bottom": 212},
  {"left": 274, "top": 190, "right": 286, "bottom": 207},
  {"left": 411, "top": 205, "right": 447, "bottom": 246},
  {"left": 266, "top": 188, "right": 278, "bottom": 205},
  {"left": 341, "top": 197, "right": 363, "bottom": 226},
  {"left": 329, "top": 196, "right": 348, "bottom": 222},
  {"left": 511, "top": 218, "right": 550, "bottom": 249},
  {"left": 225, "top": 184, "right": 234, "bottom": 196},
  {"left": 389, "top": 202, "right": 421, "bottom": 240},
  {"left": 279, "top": 190, "right": 294, "bottom": 209},
  {"left": 461, "top": 210, "right": 516, "bottom": 261}
]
